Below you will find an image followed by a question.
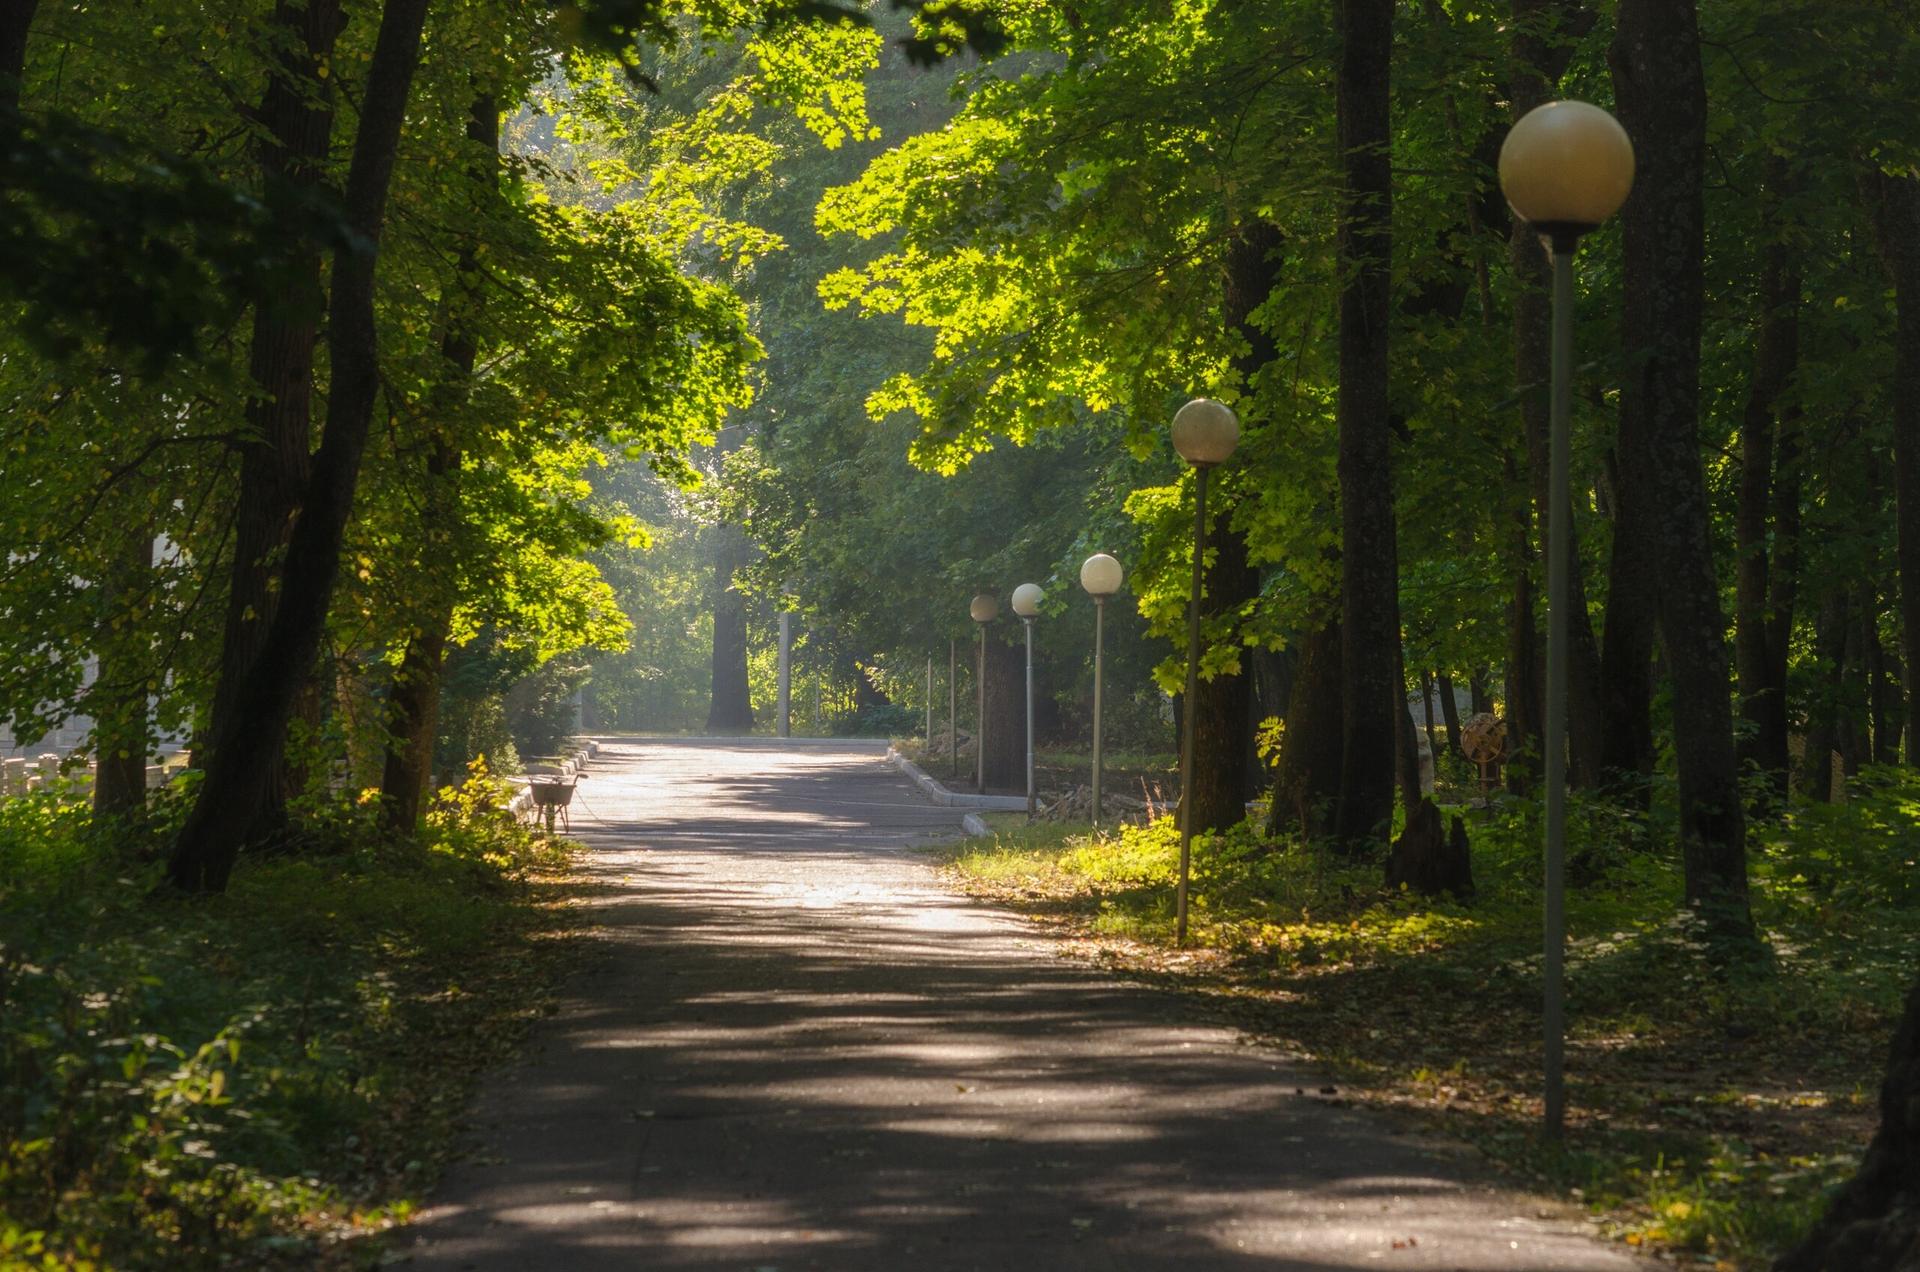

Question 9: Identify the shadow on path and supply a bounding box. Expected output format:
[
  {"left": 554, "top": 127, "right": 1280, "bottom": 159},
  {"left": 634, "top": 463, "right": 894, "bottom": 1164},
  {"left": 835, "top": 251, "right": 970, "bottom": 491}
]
[{"left": 405, "top": 740, "right": 1636, "bottom": 1271}]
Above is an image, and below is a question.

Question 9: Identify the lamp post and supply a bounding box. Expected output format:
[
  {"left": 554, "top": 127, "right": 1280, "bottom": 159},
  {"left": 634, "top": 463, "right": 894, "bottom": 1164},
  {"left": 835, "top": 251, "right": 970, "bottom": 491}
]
[
  {"left": 970, "top": 593, "right": 998, "bottom": 793},
  {"left": 1081, "top": 553, "right": 1124, "bottom": 824},
  {"left": 1012, "top": 583, "right": 1044, "bottom": 817},
  {"left": 1498, "top": 99, "right": 1634, "bottom": 1140},
  {"left": 949, "top": 638, "right": 959, "bottom": 780},
  {"left": 1170, "top": 398, "right": 1239, "bottom": 947}
]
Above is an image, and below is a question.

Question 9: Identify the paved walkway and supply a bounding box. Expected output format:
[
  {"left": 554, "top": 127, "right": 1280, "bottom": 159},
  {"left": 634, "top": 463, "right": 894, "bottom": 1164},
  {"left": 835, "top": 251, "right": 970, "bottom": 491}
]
[{"left": 405, "top": 737, "right": 1637, "bottom": 1271}]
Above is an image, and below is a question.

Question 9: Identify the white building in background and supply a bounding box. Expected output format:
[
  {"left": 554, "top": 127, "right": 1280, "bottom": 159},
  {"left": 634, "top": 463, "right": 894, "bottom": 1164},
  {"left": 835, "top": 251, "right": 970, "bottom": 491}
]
[{"left": 1, "top": 532, "right": 192, "bottom": 762}]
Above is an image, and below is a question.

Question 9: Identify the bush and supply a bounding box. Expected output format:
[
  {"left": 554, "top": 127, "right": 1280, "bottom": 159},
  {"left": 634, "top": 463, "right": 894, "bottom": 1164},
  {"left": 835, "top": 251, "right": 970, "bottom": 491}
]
[
  {"left": 0, "top": 773, "right": 573, "bottom": 1268},
  {"left": 828, "top": 702, "right": 917, "bottom": 737}
]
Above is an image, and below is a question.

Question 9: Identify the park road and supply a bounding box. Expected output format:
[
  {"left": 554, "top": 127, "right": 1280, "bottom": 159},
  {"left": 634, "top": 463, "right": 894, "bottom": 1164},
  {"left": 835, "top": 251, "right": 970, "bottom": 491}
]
[{"left": 405, "top": 737, "right": 1638, "bottom": 1271}]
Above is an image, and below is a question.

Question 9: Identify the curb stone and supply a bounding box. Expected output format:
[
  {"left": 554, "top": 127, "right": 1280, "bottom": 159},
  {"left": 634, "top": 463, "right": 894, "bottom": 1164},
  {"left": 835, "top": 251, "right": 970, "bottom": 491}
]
[{"left": 885, "top": 746, "right": 1030, "bottom": 811}]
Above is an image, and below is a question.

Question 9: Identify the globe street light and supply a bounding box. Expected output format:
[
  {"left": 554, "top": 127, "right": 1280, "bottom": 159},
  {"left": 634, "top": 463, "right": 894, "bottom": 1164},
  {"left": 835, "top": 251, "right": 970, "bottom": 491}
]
[
  {"left": 1171, "top": 398, "right": 1239, "bottom": 946},
  {"left": 1499, "top": 98, "right": 1633, "bottom": 1140},
  {"left": 1011, "top": 583, "right": 1045, "bottom": 816},
  {"left": 1080, "top": 553, "right": 1124, "bottom": 824},
  {"left": 970, "top": 593, "right": 998, "bottom": 793}
]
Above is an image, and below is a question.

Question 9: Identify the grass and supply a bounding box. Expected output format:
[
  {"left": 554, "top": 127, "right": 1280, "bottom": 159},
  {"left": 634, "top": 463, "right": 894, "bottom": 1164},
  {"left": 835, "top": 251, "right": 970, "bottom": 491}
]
[
  {"left": 0, "top": 768, "right": 583, "bottom": 1270},
  {"left": 940, "top": 770, "right": 1920, "bottom": 1270}
]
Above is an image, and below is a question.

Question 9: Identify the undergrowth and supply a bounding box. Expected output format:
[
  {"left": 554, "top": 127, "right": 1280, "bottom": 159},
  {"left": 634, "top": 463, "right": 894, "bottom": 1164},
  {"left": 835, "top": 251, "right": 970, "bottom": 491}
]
[
  {"left": 945, "top": 765, "right": 1920, "bottom": 1270},
  {"left": 0, "top": 764, "right": 578, "bottom": 1270}
]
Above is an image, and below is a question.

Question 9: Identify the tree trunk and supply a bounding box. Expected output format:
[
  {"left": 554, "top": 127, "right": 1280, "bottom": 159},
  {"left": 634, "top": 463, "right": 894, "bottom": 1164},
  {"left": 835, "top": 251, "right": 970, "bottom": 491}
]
[
  {"left": 202, "top": 0, "right": 343, "bottom": 838},
  {"left": 167, "top": 0, "right": 433, "bottom": 894},
  {"left": 1864, "top": 168, "right": 1920, "bottom": 769},
  {"left": 1869, "top": 594, "right": 1905, "bottom": 765},
  {"left": 1333, "top": 0, "right": 1397, "bottom": 846},
  {"left": 0, "top": 0, "right": 36, "bottom": 112},
  {"left": 1773, "top": 975, "right": 1920, "bottom": 1271},
  {"left": 1505, "top": 495, "right": 1543, "bottom": 795},
  {"left": 1611, "top": 0, "right": 1751, "bottom": 941},
  {"left": 1798, "top": 588, "right": 1849, "bottom": 803},
  {"left": 980, "top": 632, "right": 1023, "bottom": 793},
  {"left": 1186, "top": 520, "right": 1259, "bottom": 834},
  {"left": 1734, "top": 187, "right": 1801, "bottom": 809},
  {"left": 1470, "top": 670, "right": 1491, "bottom": 715},
  {"left": 379, "top": 94, "right": 496, "bottom": 833},
  {"left": 1437, "top": 671, "right": 1462, "bottom": 757},
  {"left": 1420, "top": 668, "right": 1439, "bottom": 763},
  {"left": 1271, "top": 619, "right": 1345, "bottom": 840},
  {"left": 706, "top": 524, "right": 755, "bottom": 732},
  {"left": 1508, "top": 0, "right": 1606, "bottom": 791},
  {"left": 91, "top": 524, "right": 152, "bottom": 821}
]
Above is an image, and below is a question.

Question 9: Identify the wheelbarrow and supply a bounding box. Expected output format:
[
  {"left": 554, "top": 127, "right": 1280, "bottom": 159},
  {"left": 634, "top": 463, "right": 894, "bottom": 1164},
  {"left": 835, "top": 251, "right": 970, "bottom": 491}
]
[{"left": 528, "top": 775, "right": 579, "bottom": 834}]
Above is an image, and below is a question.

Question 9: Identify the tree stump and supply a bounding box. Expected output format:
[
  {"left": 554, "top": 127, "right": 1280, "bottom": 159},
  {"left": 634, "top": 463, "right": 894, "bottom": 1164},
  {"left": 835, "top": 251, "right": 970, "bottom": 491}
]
[{"left": 1384, "top": 797, "right": 1473, "bottom": 900}]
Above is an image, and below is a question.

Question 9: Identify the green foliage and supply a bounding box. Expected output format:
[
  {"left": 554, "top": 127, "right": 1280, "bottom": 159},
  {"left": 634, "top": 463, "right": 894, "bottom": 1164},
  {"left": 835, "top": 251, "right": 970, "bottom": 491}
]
[
  {"left": 0, "top": 780, "right": 573, "bottom": 1267},
  {"left": 948, "top": 769, "right": 1920, "bottom": 1267}
]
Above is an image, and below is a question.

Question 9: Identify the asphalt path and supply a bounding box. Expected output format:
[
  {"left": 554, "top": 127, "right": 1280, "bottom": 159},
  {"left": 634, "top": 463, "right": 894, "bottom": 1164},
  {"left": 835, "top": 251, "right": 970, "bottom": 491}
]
[{"left": 405, "top": 737, "right": 1638, "bottom": 1271}]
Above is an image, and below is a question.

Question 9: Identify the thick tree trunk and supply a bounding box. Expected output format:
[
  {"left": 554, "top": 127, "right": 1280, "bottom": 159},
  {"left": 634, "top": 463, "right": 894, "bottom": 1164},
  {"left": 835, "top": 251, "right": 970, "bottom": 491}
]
[
  {"left": 91, "top": 524, "right": 152, "bottom": 821},
  {"left": 1864, "top": 168, "right": 1920, "bottom": 768},
  {"left": 167, "top": 0, "right": 433, "bottom": 893},
  {"left": 1612, "top": 0, "right": 1750, "bottom": 939},
  {"left": 1177, "top": 217, "right": 1280, "bottom": 834},
  {"left": 1186, "top": 521, "right": 1259, "bottom": 834},
  {"left": 1734, "top": 200, "right": 1801, "bottom": 808},
  {"left": 203, "top": 0, "right": 343, "bottom": 837},
  {"left": 1774, "top": 975, "right": 1920, "bottom": 1271},
  {"left": 378, "top": 95, "right": 496, "bottom": 833},
  {"left": 980, "top": 633, "right": 1023, "bottom": 793},
  {"left": 1332, "top": 0, "right": 1397, "bottom": 846},
  {"left": 706, "top": 525, "right": 755, "bottom": 732},
  {"left": 1271, "top": 619, "right": 1345, "bottom": 839},
  {"left": 0, "top": 0, "right": 35, "bottom": 111}
]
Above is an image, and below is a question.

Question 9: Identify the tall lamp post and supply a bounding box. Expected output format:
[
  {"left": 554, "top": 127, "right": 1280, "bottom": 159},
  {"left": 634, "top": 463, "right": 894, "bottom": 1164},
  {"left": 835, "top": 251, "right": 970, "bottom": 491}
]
[
  {"left": 1170, "top": 398, "right": 1239, "bottom": 947},
  {"left": 970, "top": 593, "right": 998, "bottom": 793},
  {"left": 1081, "top": 553, "right": 1124, "bottom": 824},
  {"left": 949, "top": 638, "right": 959, "bottom": 780},
  {"left": 1012, "top": 583, "right": 1044, "bottom": 817},
  {"left": 1498, "top": 100, "right": 1634, "bottom": 1140}
]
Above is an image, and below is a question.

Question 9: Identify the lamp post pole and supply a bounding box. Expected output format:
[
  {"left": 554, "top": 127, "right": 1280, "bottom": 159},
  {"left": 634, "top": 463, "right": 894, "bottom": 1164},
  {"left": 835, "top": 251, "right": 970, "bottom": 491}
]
[
  {"left": 1541, "top": 237, "right": 1575, "bottom": 1136},
  {"left": 977, "top": 624, "right": 988, "bottom": 794},
  {"left": 1168, "top": 399, "right": 1239, "bottom": 949},
  {"left": 970, "top": 594, "right": 998, "bottom": 794},
  {"left": 949, "top": 638, "right": 959, "bottom": 781},
  {"left": 1092, "top": 596, "right": 1106, "bottom": 823},
  {"left": 1499, "top": 99, "right": 1634, "bottom": 1140},
  {"left": 926, "top": 655, "right": 933, "bottom": 745},
  {"left": 1176, "top": 463, "right": 1210, "bottom": 946},
  {"left": 1022, "top": 615, "right": 1036, "bottom": 815},
  {"left": 1080, "top": 553, "right": 1123, "bottom": 826},
  {"left": 1012, "top": 583, "right": 1044, "bottom": 818}
]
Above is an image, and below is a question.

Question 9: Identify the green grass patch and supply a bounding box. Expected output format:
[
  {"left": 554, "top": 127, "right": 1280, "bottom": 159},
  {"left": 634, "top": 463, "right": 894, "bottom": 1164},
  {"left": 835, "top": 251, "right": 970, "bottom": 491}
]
[
  {"left": 943, "top": 769, "right": 1920, "bottom": 1269},
  {"left": 0, "top": 769, "right": 581, "bottom": 1269}
]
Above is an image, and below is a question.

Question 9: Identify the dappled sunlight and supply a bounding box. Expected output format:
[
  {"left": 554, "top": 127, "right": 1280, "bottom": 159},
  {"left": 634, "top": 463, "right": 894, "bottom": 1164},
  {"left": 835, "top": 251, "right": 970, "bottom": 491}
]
[{"left": 408, "top": 740, "right": 1636, "bottom": 1271}]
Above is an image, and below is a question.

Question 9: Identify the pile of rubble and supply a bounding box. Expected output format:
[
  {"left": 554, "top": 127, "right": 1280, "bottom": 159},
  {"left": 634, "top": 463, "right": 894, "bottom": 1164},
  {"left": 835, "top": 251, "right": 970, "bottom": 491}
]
[{"left": 1034, "top": 783, "right": 1155, "bottom": 824}]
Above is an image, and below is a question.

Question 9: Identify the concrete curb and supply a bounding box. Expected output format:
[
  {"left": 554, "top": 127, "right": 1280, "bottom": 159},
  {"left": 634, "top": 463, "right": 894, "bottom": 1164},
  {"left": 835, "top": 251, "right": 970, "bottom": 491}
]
[
  {"left": 960, "top": 811, "right": 991, "bottom": 838},
  {"left": 885, "top": 747, "right": 1030, "bottom": 811}
]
